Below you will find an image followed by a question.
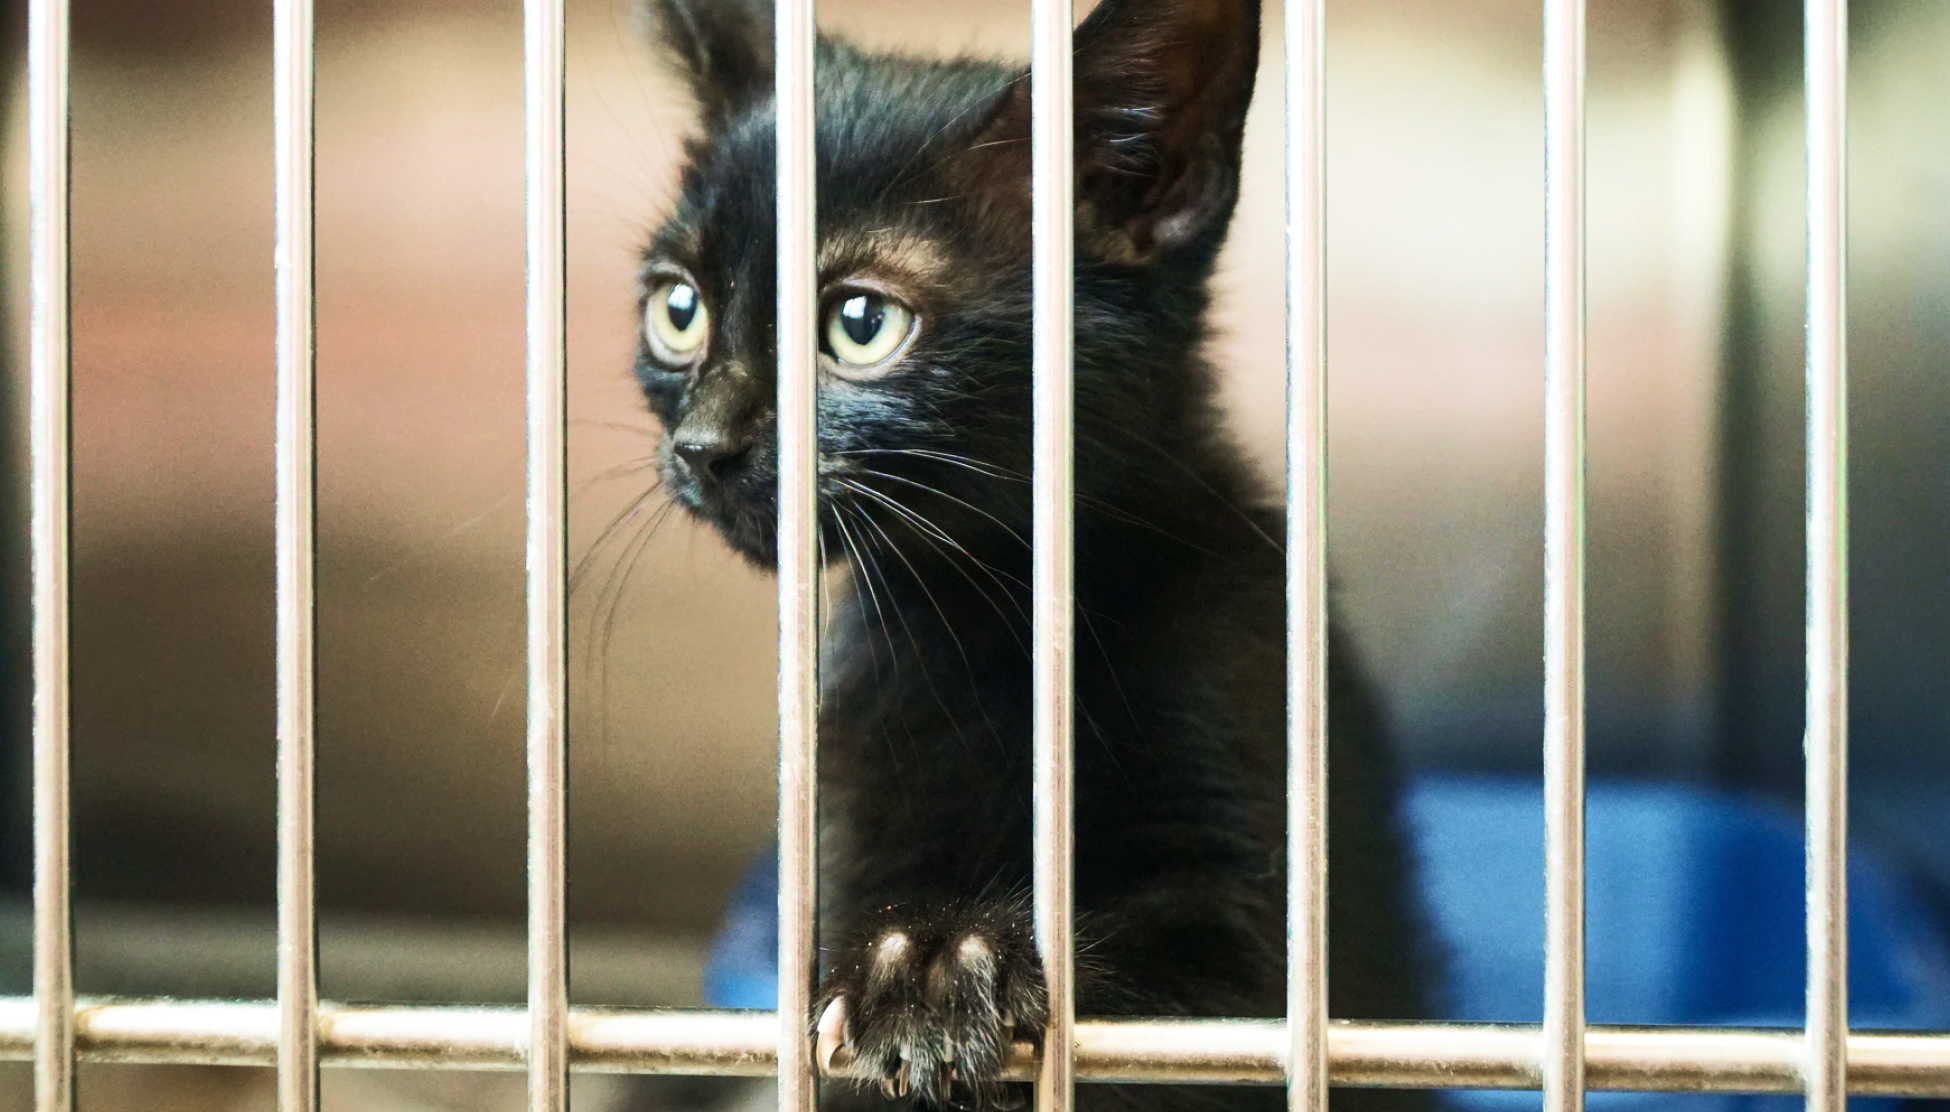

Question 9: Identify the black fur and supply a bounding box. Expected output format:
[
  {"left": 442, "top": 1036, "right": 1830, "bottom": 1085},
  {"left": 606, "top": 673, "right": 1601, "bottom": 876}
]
[{"left": 636, "top": 2, "right": 1434, "bottom": 1109}]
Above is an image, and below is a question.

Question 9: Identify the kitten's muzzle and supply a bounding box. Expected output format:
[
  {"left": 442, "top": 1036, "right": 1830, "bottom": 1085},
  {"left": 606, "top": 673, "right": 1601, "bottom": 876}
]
[{"left": 673, "top": 430, "right": 752, "bottom": 485}]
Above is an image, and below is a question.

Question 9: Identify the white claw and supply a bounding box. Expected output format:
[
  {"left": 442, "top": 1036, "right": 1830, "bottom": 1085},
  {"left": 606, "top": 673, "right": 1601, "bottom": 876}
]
[{"left": 816, "top": 996, "right": 850, "bottom": 1076}]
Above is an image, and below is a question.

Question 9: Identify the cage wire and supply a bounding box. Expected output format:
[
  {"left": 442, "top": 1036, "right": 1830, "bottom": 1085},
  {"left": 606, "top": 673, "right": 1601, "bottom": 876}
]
[{"left": 15, "top": 0, "right": 1946, "bottom": 1111}]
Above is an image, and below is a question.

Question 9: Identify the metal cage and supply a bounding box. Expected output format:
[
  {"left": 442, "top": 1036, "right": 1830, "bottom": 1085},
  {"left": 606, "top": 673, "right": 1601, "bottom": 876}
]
[{"left": 16, "top": 0, "right": 1950, "bottom": 1110}]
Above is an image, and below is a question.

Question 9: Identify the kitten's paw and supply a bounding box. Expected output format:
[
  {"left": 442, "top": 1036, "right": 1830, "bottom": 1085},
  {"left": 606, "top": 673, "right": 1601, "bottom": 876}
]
[{"left": 816, "top": 910, "right": 1046, "bottom": 1110}]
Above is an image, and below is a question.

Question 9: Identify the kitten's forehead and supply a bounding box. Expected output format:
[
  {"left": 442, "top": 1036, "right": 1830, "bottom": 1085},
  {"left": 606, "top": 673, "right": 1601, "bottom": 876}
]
[{"left": 659, "top": 45, "right": 1017, "bottom": 262}]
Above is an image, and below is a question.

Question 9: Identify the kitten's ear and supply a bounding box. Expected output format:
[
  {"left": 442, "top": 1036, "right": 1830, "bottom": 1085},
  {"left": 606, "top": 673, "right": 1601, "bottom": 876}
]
[
  {"left": 985, "top": 0, "right": 1261, "bottom": 261},
  {"left": 1076, "top": 0, "right": 1260, "bottom": 257},
  {"left": 646, "top": 0, "right": 775, "bottom": 130}
]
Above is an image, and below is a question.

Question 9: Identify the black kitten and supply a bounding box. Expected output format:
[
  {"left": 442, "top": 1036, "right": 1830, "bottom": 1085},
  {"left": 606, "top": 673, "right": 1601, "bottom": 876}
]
[{"left": 634, "top": 1, "right": 1433, "bottom": 1110}]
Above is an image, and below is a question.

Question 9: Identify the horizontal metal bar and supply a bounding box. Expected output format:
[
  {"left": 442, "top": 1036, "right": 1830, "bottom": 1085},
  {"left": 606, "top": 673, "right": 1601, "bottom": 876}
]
[{"left": 0, "top": 1001, "right": 1942, "bottom": 1095}]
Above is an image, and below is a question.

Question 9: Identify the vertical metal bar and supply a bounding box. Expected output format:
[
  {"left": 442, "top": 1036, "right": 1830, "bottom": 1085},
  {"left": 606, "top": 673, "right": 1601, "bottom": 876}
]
[
  {"left": 774, "top": 0, "right": 819, "bottom": 1109},
  {"left": 1541, "top": 0, "right": 1587, "bottom": 1109},
  {"left": 1802, "top": 0, "right": 1848, "bottom": 1108},
  {"left": 26, "top": 0, "right": 74, "bottom": 1107},
  {"left": 524, "top": 0, "right": 569, "bottom": 1104},
  {"left": 273, "top": 0, "right": 319, "bottom": 1106},
  {"left": 1030, "top": 0, "right": 1075, "bottom": 1107},
  {"left": 1284, "top": 0, "right": 1328, "bottom": 1110}
]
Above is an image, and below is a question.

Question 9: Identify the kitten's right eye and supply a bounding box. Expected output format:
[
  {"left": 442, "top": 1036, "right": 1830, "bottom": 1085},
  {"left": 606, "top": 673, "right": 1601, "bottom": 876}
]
[{"left": 645, "top": 279, "right": 709, "bottom": 363}]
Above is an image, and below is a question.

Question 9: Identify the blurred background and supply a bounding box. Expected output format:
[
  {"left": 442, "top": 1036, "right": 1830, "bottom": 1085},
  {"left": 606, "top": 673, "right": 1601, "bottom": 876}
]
[{"left": 0, "top": 0, "right": 1944, "bottom": 1107}]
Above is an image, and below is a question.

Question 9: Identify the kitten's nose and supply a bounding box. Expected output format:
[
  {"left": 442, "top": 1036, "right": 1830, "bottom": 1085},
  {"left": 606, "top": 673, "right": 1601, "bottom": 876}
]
[{"left": 674, "top": 433, "right": 749, "bottom": 481}]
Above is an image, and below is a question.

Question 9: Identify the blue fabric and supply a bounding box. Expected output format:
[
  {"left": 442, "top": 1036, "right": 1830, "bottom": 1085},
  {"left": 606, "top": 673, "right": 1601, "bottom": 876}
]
[
  {"left": 1409, "top": 778, "right": 1950, "bottom": 1111},
  {"left": 705, "top": 777, "right": 1950, "bottom": 1108},
  {"left": 705, "top": 847, "right": 784, "bottom": 1011}
]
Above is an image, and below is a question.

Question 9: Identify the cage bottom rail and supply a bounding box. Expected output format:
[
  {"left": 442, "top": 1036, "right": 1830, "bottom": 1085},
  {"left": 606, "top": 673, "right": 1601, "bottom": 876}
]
[{"left": 0, "top": 999, "right": 1943, "bottom": 1095}]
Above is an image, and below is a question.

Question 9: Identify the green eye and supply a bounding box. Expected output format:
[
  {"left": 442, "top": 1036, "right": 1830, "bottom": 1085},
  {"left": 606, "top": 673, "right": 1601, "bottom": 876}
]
[
  {"left": 823, "top": 293, "right": 913, "bottom": 368},
  {"left": 646, "top": 279, "right": 708, "bottom": 360}
]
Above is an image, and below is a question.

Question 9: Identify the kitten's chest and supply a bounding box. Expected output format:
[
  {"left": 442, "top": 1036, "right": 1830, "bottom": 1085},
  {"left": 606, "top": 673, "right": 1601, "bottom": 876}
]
[
  {"left": 819, "top": 574, "right": 1034, "bottom": 722},
  {"left": 815, "top": 579, "right": 1036, "bottom": 820}
]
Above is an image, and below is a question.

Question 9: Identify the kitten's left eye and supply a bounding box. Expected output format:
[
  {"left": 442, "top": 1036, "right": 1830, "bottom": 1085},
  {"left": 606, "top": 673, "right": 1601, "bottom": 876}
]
[{"left": 823, "top": 293, "right": 913, "bottom": 369}]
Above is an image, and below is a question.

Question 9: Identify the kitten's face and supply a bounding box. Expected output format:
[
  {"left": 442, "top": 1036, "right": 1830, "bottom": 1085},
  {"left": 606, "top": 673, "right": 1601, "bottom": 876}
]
[
  {"left": 636, "top": 0, "right": 1260, "bottom": 570},
  {"left": 636, "top": 52, "right": 1034, "bottom": 567}
]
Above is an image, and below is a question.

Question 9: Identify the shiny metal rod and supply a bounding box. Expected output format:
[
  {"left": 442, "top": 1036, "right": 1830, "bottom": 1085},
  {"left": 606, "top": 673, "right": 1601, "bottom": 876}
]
[
  {"left": 1283, "top": 3, "right": 1329, "bottom": 1112},
  {"left": 773, "top": 0, "right": 820, "bottom": 1109},
  {"left": 1802, "top": 0, "right": 1849, "bottom": 1109},
  {"left": 0, "top": 1002, "right": 1943, "bottom": 1095},
  {"left": 27, "top": 0, "right": 75, "bottom": 1107},
  {"left": 273, "top": 0, "right": 320, "bottom": 1107},
  {"left": 523, "top": 0, "right": 570, "bottom": 1104},
  {"left": 1030, "top": 0, "right": 1076, "bottom": 1107},
  {"left": 1541, "top": 0, "right": 1588, "bottom": 1109}
]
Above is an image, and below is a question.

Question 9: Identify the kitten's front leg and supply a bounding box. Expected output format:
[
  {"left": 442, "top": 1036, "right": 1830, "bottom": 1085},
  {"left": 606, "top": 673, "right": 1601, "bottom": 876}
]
[{"left": 816, "top": 901, "right": 1047, "bottom": 1110}]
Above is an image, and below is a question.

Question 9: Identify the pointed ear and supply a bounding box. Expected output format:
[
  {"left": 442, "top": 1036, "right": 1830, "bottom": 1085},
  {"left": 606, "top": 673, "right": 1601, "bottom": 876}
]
[
  {"left": 1076, "top": 0, "right": 1260, "bottom": 258},
  {"left": 647, "top": 0, "right": 775, "bottom": 130}
]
